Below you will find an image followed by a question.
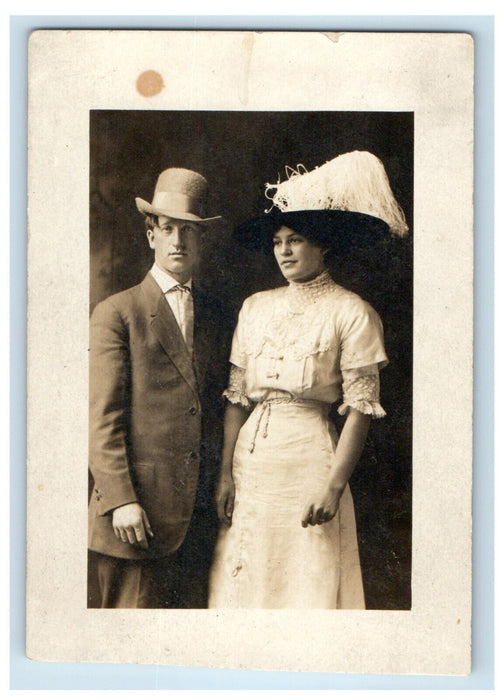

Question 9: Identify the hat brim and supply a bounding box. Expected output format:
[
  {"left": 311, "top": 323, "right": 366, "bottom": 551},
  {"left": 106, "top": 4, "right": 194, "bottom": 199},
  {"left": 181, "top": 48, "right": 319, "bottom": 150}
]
[
  {"left": 135, "top": 197, "right": 221, "bottom": 223},
  {"left": 234, "top": 210, "right": 389, "bottom": 254}
]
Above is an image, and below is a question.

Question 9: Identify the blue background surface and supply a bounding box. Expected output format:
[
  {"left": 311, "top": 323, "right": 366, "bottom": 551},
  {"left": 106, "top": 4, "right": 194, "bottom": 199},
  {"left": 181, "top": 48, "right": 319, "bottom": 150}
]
[{"left": 10, "top": 14, "right": 494, "bottom": 690}]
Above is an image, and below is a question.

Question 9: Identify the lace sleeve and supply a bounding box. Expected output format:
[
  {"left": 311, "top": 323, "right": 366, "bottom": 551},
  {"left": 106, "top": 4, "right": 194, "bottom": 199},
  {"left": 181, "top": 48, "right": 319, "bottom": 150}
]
[
  {"left": 222, "top": 364, "right": 252, "bottom": 410},
  {"left": 337, "top": 367, "right": 386, "bottom": 419}
]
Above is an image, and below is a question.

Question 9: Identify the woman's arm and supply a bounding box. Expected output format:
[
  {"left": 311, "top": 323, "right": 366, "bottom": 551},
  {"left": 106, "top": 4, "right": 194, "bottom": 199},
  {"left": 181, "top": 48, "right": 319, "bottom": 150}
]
[
  {"left": 301, "top": 407, "right": 371, "bottom": 527},
  {"left": 215, "top": 402, "right": 249, "bottom": 526}
]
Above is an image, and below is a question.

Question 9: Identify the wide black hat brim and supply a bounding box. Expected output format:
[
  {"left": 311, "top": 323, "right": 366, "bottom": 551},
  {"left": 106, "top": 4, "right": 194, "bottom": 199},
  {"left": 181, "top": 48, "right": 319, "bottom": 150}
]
[{"left": 234, "top": 209, "right": 389, "bottom": 255}]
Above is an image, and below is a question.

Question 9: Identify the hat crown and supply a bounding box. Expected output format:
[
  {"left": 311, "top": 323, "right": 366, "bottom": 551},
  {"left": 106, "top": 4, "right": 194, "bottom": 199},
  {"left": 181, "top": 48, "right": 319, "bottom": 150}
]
[
  {"left": 136, "top": 167, "right": 220, "bottom": 222},
  {"left": 154, "top": 168, "right": 209, "bottom": 202}
]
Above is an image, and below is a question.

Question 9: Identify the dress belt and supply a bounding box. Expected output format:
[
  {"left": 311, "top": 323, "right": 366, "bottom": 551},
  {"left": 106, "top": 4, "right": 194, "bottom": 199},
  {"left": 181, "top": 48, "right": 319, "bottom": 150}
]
[{"left": 248, "top": 396, "right": 326, "bottom": 453}]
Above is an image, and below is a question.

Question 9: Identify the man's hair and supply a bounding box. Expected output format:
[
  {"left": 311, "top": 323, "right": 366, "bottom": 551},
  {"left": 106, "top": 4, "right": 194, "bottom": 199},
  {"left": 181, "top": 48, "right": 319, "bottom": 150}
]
[
  {"left": 144, "top": 214, "right": 206, "bottom": 236},
  {"left": 144, "top": 214, "right": 158, "bottom": 232}
]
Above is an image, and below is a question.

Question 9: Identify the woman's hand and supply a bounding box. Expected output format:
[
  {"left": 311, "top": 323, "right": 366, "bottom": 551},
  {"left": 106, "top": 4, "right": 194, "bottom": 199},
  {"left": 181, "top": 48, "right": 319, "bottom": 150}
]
[
  {"left": 215, "top": 473, "right": 236, "bottom": 526},
  {"left": 301, "top": 409, "right": 371, "bottom": 528},
  {"left": 214, "top": 402, "right": 248, "bottom": 527},
  {"left": 301, "top": 484, "right": 342, "bottom": 528}
]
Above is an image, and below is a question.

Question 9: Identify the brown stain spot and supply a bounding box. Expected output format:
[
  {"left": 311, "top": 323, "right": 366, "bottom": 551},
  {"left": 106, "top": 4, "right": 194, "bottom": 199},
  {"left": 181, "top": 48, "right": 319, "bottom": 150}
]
[
  {"left": 457, "top": 619, "right": 461, "bottom": 625},
  {"left": 37, "top": 484, "right": 44, "bottom": 491},
  {"left": 136, "top": 70, "right": 164, "bottom": 97}
]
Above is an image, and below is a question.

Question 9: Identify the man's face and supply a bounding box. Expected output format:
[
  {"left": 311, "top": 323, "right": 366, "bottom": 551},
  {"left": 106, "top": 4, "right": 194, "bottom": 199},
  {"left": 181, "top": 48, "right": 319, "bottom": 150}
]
[{"left": 146, "top": 215, "right": 202, "bottom": 283}]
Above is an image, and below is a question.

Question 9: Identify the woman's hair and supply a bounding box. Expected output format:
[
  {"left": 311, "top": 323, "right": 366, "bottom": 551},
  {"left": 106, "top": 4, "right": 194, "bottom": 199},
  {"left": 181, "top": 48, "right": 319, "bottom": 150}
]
[{"left": 272, "top": 221, "right": 332, "bottom": 252}]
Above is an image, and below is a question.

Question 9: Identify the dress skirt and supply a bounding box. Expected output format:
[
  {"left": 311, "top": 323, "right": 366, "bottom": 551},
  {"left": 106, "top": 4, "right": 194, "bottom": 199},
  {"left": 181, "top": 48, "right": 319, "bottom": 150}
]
[{"left": 208, "top": 399, "right": 365, "bottom": 609}]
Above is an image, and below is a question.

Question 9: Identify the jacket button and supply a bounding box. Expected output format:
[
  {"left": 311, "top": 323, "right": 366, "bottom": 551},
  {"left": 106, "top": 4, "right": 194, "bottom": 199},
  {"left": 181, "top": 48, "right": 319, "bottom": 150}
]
[
  {"left": 189, "top": 451, "right": 198, "bottom": 460},
  {"left": 189, "top": 407, "right": 197, "bottom": 415}
]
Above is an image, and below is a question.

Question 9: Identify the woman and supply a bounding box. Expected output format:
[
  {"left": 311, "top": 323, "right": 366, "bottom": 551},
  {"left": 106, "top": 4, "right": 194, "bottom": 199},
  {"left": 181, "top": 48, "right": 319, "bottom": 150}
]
[{"left": 209, "top": 151, "right": 408, "bottom": 608}]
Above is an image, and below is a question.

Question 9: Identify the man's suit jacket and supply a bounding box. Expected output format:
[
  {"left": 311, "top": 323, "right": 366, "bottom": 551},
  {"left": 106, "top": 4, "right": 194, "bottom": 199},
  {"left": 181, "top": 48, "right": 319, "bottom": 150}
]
[{"left": 88, "top": 271, "right": 232, "bottom": 560}]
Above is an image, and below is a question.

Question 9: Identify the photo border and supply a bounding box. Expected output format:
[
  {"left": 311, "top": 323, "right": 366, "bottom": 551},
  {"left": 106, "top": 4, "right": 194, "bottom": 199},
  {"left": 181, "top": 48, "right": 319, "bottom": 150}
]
[{"left": 10, "top": 13, "right": 494, "bottom": 690}]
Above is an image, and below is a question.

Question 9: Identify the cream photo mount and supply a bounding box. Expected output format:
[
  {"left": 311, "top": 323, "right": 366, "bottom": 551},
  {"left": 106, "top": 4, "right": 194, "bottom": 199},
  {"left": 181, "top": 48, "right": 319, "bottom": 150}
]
[{"left": 26, "top": 30, "right": 473, "bottom": 674}]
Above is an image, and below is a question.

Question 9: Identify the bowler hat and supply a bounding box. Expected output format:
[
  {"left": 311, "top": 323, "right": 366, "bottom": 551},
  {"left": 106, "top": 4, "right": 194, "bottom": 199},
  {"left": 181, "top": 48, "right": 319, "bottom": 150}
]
[{"left": 136, "top": 168, "right": 221, "bottom": 223}]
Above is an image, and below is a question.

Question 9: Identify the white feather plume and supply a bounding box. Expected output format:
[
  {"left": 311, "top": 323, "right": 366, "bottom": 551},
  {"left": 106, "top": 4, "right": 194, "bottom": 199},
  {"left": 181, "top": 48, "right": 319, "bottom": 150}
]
[{"left": 265, "top": 151, "right": 409, "bottom": 237}]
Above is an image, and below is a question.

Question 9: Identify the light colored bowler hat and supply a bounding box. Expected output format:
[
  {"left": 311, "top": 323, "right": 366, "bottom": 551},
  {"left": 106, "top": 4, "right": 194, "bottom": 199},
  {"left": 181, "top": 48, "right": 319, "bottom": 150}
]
[{"left": 135, "top": 168, "right": 221, "bottom": 223}]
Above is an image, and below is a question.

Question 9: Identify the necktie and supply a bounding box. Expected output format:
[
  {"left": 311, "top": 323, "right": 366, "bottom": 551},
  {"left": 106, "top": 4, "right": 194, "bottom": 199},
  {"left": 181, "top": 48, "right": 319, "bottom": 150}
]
[{"left": 172, "top": 285, "right": 194, "bottom": 354}]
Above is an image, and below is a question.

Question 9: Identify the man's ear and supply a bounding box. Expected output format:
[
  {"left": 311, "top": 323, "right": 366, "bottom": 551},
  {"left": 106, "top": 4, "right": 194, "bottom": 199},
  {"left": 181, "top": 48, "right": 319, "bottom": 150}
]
[{"left": 146, "top": 229, "right": 155, "bottom": 249}]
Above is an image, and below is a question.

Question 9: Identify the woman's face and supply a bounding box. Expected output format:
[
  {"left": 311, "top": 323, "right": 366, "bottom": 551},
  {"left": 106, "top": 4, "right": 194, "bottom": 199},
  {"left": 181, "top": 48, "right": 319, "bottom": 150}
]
[{"left": 273, "top": 226, "right": 327, "bottom": 283}]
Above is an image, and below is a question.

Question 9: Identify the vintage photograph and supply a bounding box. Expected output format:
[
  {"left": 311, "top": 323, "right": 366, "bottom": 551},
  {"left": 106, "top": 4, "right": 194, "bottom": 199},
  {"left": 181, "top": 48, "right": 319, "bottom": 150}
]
[
  {"left": 26, "top": 30, "right": 473, "bottom": 673},
  {"left": 87, "top": 110, "right": 413, "bottom": 611}
]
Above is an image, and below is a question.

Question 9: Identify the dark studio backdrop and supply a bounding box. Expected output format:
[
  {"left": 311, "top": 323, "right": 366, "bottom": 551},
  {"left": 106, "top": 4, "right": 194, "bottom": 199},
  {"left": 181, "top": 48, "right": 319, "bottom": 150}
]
[{"left": 89, "top": 110, "right": 413, "bottom": 610}]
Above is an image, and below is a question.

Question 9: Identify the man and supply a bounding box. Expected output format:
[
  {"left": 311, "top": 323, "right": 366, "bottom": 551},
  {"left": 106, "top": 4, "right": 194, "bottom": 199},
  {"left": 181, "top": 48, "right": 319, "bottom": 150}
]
[{"left": 88, "top": 168, "right": 232, "bottom": 608}]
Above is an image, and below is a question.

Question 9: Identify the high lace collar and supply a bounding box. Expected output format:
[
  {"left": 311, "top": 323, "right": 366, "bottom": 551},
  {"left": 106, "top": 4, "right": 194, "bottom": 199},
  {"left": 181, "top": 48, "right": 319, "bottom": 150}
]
[{"left": 286, "top": 269, "right": 335, "bottom": 303}]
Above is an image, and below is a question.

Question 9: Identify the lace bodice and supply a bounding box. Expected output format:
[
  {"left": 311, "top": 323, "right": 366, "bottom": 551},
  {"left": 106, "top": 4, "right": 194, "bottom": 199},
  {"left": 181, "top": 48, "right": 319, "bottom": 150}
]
[{"left": 223, "top": 271, "right": 388, "bottom": 416}]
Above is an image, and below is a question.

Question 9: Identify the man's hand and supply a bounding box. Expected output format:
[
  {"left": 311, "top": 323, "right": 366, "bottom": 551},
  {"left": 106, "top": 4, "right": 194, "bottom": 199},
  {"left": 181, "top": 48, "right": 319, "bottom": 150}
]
[{"left": 112, "top": 503, "right": 154, "bottom": 550}]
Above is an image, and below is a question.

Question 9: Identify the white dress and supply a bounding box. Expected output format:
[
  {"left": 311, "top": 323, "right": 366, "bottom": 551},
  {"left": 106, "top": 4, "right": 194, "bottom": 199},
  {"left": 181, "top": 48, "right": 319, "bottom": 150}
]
[{"left": 209, "top": 270, "right": 388, "bottom": 609}]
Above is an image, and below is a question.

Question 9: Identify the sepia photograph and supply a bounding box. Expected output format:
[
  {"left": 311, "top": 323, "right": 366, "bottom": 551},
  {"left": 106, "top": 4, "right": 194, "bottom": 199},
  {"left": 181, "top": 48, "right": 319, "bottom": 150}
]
[
  {"left": 87, "top": 110, "right": 413, "bottom": 611},
  {"left": 25, "top": 29, "right": 473, "bottom": 674}
]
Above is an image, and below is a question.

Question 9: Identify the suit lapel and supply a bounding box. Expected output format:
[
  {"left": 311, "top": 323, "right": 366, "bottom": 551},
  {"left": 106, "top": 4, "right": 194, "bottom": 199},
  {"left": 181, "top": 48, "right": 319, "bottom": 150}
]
[
  {"left": 192, "top": 287, "right": 212, "bottom": 389},
  {"left": 141, "top": 273, "right": 199, "bottom": 400}
]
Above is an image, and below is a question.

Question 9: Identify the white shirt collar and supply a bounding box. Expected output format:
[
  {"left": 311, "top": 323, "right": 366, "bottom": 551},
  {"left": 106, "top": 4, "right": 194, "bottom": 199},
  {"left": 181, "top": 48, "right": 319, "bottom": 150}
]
[{"left": 150, "top": 263, "right": 193, "bottom": 294}]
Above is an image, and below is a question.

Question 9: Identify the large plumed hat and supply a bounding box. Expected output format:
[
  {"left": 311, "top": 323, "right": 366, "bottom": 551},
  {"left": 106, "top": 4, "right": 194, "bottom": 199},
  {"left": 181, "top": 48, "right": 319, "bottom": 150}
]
[
  {"left": 136, "top": 168, "right": 221, "bottom": 223},
  {"left": 234, "top": 151, "right": 409, "bottom": 254}
]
